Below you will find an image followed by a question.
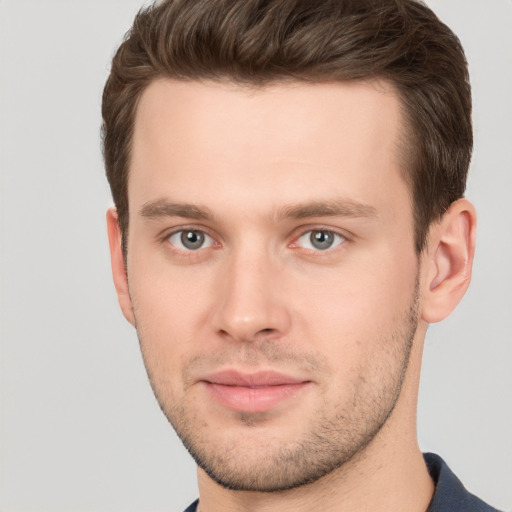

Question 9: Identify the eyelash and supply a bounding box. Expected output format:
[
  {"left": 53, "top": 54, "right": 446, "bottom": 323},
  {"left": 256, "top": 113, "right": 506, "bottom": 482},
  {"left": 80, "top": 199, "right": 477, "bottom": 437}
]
[
  {"left": 161, "top": 226, "right": 349, "bottom": 255},
  {"left": 162, "top": 226, "right": 219, "bottom": 254},
  {"left": 293, "top": 229, "right": 346, "bottom": 252}
]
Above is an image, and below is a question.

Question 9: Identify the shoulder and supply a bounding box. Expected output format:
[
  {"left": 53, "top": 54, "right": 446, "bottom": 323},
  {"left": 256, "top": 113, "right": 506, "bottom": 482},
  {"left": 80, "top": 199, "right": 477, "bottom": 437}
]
[
  {"left": 424, "top": 453, "right": 503, "bottom": 512},
  {"left": 182, "top": 499, "right": 199, "bottom": 512}
]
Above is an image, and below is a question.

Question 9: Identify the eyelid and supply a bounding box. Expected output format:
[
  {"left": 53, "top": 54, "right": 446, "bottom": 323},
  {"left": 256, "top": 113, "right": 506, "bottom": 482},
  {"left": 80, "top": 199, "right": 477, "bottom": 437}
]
[
  {"left": 290, "top": 226, "right": 350, "bottom": 251},
  {"left": 157, "top": 223, "right": 350, "bottom": 252},
  {"left": 160, "top": 225, "right": 221, "bottom": 251},
  {"left": 170, "top": 230, "right": 214, "bottom": 250}
]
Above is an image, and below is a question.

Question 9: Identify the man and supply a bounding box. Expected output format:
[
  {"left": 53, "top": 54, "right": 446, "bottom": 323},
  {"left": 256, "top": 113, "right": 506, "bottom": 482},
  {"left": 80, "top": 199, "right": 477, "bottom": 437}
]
[{"left": 102, "top": 1, "right": 502, "bottom": 511}]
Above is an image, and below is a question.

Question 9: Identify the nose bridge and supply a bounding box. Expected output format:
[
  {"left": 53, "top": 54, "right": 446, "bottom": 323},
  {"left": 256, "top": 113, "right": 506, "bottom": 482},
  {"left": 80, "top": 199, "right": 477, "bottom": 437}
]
[{"left": 212, "top": 240, "right": 290, "bottom": 342}]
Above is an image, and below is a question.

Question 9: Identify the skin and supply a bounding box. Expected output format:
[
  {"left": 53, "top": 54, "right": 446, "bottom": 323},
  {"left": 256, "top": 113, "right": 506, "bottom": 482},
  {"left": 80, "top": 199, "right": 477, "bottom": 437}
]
[{"left": 107, "top": 79, "right": 476, "bottom": 512}]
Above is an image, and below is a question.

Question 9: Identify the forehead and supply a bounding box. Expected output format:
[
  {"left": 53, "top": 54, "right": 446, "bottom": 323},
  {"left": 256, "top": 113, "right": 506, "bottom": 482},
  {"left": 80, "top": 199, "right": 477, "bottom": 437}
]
[{"left": 129, "top": 78, "right": 408, "bottom": 219}]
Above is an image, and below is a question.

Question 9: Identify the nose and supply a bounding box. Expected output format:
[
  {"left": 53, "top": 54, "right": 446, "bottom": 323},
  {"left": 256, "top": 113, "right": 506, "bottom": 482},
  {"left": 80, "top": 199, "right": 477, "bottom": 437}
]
[{"left": 211, "top": 248, "right": 292, "bottom": 343}]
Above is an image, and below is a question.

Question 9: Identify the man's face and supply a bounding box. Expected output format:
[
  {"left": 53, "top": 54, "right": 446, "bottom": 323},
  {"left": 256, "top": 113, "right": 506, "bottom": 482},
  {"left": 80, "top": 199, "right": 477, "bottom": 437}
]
[{"left": 123, "top": 79, "right": 421, "bottom": 491}]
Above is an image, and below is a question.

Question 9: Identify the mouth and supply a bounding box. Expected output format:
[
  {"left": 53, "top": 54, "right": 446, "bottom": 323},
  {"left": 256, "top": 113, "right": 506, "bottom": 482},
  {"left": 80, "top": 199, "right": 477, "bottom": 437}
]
[{"left": 200, "top": 370, "right": 312, "bottom": 414}]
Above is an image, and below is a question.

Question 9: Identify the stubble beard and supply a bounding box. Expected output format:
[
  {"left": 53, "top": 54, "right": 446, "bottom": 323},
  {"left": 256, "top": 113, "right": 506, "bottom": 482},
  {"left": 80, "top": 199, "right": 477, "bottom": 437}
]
[{"left": 135, "top": 285, "right": 419, "bottom": 493}]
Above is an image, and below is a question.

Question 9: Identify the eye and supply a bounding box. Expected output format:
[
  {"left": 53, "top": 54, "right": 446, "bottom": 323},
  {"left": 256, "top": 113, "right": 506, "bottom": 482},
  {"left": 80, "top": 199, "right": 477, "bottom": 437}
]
[
  {"left": 297, "top": 230, "right": 345, "bottom": 251},
  {"left": 168, "top": 230, "right": 214, "bottom": 251}
]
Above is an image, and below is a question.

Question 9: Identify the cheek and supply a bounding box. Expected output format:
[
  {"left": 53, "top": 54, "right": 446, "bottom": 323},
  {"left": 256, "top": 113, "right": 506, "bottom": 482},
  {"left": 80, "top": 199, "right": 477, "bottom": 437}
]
[
  {"left": 290, "top": 250, "right": 418, "bottom": 352},
  {"left": 128, "top": 260, "right": 213, "bottom": 371}
]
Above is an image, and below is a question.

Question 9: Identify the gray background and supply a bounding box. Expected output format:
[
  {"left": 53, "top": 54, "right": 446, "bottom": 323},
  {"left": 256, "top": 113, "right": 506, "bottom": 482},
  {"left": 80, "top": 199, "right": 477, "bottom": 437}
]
[{"left": 0, "top": 1, "right": 511, "bottom": 510}]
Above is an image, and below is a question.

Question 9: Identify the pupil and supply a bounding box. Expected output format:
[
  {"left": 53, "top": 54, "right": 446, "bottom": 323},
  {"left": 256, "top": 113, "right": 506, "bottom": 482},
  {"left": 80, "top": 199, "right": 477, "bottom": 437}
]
[
  {"left": 311, "top": 230, "right": 333, "bottom": 250},
  {"left": 181, "top": 230, "right": 204, "bottom": 249}
]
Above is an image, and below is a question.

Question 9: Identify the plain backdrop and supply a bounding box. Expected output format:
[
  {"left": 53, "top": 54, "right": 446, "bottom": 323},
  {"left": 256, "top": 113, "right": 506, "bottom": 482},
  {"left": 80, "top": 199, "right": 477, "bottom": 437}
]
[{"left": 0, "top": 1, "right": 511, "bottom": 511}]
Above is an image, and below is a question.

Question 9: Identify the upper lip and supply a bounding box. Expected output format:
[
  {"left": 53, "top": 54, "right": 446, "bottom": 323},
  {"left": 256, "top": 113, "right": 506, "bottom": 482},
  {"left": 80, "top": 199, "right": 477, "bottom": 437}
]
[{"left": 200, "top": 370, "right": 310, "bottom": 387}]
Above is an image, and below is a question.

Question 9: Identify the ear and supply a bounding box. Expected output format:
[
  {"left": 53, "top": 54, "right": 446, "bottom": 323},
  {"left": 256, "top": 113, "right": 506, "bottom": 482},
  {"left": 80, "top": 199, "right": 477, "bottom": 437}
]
[
  {"left": 421, "top": 198, "right": 477, "bottom": 324},
  {"left": 106, "top": 207, "right": 135, "bottom": 326}
]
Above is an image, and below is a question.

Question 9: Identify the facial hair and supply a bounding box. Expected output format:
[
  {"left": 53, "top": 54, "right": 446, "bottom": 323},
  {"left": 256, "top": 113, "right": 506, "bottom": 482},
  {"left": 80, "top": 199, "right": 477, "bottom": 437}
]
[{"left": 134, "top": 280, "right": 419, "bottom": 492}]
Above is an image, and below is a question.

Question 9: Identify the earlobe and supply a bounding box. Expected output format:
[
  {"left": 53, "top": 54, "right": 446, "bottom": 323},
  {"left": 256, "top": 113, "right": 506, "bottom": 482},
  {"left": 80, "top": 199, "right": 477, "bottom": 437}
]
[
  {"left": 106, "top": 207, "right": 135, "bottom": 326},
  {"left": 421, "top": 199, "right": 476, "bottom": 324}
]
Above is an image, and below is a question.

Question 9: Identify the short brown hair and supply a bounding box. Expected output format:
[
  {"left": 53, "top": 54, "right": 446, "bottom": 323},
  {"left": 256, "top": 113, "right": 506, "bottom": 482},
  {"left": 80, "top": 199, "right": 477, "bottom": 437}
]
[{"left": 102, "top": 0, "right": 472, "bottom": 254}]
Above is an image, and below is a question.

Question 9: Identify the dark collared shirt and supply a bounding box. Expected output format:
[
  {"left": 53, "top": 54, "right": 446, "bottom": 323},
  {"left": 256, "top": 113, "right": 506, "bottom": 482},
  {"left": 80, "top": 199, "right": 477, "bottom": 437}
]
[
  {"left": 424, "top": 453, "right": 502, "bottom": 512},
  {"left": 183, "top": 453, "right": 503, "bottom": 512}
]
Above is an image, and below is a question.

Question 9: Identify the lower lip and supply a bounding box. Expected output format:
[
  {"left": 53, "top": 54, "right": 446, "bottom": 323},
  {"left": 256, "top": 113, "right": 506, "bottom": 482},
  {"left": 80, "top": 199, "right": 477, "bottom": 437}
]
[{"left": 204, "top": 382, "right": 310, "bottom": 413}]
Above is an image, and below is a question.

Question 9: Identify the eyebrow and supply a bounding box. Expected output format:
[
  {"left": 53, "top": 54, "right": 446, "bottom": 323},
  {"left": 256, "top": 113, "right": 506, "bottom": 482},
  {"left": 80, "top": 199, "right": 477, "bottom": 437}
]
[
  {"left": 138, "top": 198, "right": 377, "bottom": 222},
  {"left": 276, "top": 199, "right": 378, "bottom": 220},
  {"left": 139, "top": 199, "right": 213, "bottom": 220}
]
